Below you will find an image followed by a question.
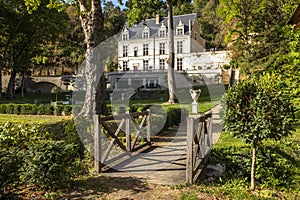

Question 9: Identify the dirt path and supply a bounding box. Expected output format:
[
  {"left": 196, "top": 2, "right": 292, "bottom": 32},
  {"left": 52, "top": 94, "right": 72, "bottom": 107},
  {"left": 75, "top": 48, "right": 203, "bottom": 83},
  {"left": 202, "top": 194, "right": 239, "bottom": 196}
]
[{"left": 67, "top": 175, "right": 216, "bottom": 200}]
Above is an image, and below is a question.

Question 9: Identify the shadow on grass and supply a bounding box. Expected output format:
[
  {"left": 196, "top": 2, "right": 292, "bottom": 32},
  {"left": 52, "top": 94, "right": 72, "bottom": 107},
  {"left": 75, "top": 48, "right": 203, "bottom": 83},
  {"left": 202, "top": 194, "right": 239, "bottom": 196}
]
[{"left": 69, "top": 175, "right": 150, "bottom": 199}]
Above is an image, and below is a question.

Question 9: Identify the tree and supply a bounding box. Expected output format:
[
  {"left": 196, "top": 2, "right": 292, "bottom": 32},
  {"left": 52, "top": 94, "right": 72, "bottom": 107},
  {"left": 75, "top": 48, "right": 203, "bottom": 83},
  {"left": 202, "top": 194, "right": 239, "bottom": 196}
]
[
  {"left": 172, "top": 0, "right": 193, "bottom": 15},
  {"left": 51, "top": 86, "right": 62, "bottom": 102},
  {"left": 218, "top": 0, "right": 299, "bottom": 74},
  {"left": 125, "top": 0, "right": 165, "bottom": 26},
  {"left": 0, "top": 0, "right": 68, "bottom": 99},
  {"left": 103, "top": 1, "right": 126, "bottom": 39},
  {"left": 193, "top": 0, "right": 225, "bottom": 49},
  {"left": 221, "top": 73, "right": 296, "bottom": 189},
  {"left": 166, "top": 0, "right": 176, "bottom": 104}
]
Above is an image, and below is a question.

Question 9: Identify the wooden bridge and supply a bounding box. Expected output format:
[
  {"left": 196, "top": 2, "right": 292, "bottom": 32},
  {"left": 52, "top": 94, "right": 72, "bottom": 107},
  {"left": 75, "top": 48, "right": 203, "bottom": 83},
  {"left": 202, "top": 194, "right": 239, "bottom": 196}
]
[{"left": 93, "top": 105, "right": 222, "bottom": 185}]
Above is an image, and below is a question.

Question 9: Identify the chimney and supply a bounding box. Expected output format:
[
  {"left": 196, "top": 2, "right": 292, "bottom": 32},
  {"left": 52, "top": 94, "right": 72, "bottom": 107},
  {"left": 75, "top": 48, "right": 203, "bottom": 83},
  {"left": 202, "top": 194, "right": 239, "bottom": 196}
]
[{"left": 156, "top": 14, "right": 160, "bottom": 24}]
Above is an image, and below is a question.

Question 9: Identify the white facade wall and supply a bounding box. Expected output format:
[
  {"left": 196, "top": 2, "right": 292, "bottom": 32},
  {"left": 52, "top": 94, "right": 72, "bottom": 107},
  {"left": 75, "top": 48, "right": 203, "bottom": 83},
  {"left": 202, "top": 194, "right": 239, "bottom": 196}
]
[
  {"left": 119, "top": 35, "right": 195, "bottom": 71},
  {"left": 116, "top": 13, "right": 231, "bottom": 84}
]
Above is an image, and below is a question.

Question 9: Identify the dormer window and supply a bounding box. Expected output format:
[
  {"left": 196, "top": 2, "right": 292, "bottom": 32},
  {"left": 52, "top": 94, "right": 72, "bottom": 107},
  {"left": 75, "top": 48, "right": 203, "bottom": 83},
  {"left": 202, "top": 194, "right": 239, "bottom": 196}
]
[
  {"left": 143, "top": 26, "right": 150, "bottom": 38},
  {"left": 123, "top": 27, "right": 129, "bottom": 40},
  {"left": 159, "top": 22, "right": 167, "bottom": 37},
  {"left": 159, "top": 30, "right": 166, "bottom": 37},
  {"left": 176, "top": 20, "right": 184, "bottom": 35}
]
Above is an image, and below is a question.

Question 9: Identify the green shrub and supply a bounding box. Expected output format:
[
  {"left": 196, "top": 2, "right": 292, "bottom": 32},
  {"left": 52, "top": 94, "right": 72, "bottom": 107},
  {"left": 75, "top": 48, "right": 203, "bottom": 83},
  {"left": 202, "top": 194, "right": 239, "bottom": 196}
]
[
  {"left": 54, "top": 105, "right": 63, "bottom": 115},
  {"left": 37, "top": 104, "right": 46, "bottom": 115},
  {"left": 19, "top": 104, "right": 38, "bottom": 115},
  {"left": 0, "top": 121, "right": 87, "bottom": 193},
  {"left": 5, "top": 104, "right": 14, "bottom": 114},
  {"left": 23, "top": 139, "right": 81, "bottom": 190},
  {"left": 63, "top": 105, "right": 72, "bottom": 116},
  {"left": 0, "top": 104, "right": 6, "bottom": 114},
  {"left": 13, "top": 104, "right": 20, "bottom": 114},
  {"left": 221, "top": 73, "right": 296, "bottom": 189},
  {"left": 44, "top": 105, "right": 54, "bottom": 115},
  {"left": 0, "top": 148, "right": 22, "bottom": 198},
  {"left": 20, "top": 104, "right": 31, "bottom": 115},
  {"left": 163, "top": 106, "right": 185, "bottom": 130}
]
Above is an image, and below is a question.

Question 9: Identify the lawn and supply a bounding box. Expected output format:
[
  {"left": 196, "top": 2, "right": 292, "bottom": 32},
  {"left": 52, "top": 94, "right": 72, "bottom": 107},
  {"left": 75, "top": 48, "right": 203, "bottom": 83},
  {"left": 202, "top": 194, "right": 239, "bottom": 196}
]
[
  {"left": 195, "top": 121, "right": 300, "bottom": 199},
  {"left": 0, "top": 114, "right": 69, "bottom": 124}
]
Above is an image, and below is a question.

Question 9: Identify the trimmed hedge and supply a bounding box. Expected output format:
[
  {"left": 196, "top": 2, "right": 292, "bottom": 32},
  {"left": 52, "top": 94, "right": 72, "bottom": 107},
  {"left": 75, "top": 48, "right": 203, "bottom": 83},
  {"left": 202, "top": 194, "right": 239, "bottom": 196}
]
[{"left": 0, "top": 104, "right": 72, "bottom": 116}]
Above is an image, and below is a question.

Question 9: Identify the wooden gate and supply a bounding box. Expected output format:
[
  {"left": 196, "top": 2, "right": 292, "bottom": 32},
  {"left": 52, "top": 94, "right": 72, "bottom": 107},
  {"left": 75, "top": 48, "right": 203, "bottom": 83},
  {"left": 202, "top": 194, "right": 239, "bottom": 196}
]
[
  {"left": 186, "top": 112, "right": 213, "bottom": 185},
  {"left": 94, "top": 110, "right": 151, "bottom": 172}
]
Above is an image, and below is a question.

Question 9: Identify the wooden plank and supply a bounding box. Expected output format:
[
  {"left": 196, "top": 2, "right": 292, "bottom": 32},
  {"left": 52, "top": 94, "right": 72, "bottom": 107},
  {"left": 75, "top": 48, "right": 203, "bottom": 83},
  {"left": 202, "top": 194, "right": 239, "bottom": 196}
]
[
  {"left": 126, "top": 114, "right": 131, "bottom": 151},
  {"left": 186, "top": 116, "right": 194, "bottom": 186},
  {"left": 101, "top": 122, "right": 127, "bottom": 151},
  {"left": 101, "top": 119, "right": 125, "bottom": 163},
  {"left": 94, "top": 115, "right": 101, "bottom": 173},
  {"left": 131, "top": 115, "right": 147, "bottom": 149},
  {"left": 130, "top": 111, "right": 149, "bottom": 117},
  {"left": 146, "top": 109, "right": 151, "bottom": 143}
]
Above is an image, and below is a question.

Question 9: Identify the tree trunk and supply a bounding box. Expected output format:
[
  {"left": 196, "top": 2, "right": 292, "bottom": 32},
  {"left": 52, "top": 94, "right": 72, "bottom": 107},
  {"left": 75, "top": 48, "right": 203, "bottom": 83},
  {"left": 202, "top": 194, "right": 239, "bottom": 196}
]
[
  {"left": 0, "top": 72, "right": 2, "bottom": 100},
  {"left": 79, "top": 0, "right": 107, "bottom": 115},
  {"left": 7, "top": 70, "right": 16, "bottom": 100},
  {"left": 167, "top": 0, "right": 176, "bottom": 104},
  {"left": 21, "top": 73, "right": 25, "bottom": 99},
  {"left": 251, "top": 146, "right": 257, "bottom": 190}
]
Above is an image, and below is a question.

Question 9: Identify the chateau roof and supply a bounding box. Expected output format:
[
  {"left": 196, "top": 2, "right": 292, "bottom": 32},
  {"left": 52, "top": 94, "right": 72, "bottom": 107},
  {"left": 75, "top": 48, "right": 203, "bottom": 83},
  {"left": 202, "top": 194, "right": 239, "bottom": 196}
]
[{"left": 122, "top": 13, "right": 197, "bottom": 40}]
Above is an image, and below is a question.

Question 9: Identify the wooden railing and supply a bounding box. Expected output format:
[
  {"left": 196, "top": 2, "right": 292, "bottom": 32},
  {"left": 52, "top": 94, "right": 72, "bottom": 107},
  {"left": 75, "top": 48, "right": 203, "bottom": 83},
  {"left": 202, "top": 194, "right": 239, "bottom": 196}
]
[
  {"left": 94, "top": 110, "right": 151, "bottom": 172},
  {"left": 186, "top": 111, "right": 213, "bottom": 185}
]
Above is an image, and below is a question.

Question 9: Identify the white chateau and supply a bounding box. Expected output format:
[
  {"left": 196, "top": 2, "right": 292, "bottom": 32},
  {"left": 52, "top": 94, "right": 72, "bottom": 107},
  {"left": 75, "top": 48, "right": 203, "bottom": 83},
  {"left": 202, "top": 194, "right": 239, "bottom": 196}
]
[{"left": 109, "top": 13, "right": 231, "bottom": 90}]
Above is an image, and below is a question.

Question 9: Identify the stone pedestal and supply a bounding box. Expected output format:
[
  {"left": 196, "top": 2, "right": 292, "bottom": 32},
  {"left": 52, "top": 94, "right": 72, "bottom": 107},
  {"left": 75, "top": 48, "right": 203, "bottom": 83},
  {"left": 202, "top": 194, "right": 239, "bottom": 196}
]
[{"left": 192, "top": 101, "right": 198, "bottom": 114}]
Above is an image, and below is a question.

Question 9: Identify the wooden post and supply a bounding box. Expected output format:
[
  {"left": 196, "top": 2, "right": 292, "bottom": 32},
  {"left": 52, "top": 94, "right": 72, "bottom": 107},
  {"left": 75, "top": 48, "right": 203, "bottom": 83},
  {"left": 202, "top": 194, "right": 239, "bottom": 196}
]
[
  {"left": 94, "top": 115, "right": 102, "bottom": 173},
  {"left": 146, "top": 109, "right": 151, "bottom": 143},
  {"left": 126, "top": 111, "right": 131, "bottom": 151},
  {"left": 186, "top": 116, "right": 194, "bottom": 185},
  {"left": 208, "top": 112, "right": 213, "bottom": 147}
]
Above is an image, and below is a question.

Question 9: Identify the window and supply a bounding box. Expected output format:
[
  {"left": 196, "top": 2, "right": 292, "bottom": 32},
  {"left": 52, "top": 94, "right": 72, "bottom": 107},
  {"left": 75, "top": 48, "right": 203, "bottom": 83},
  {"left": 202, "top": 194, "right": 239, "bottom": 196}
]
[
  {"left": 134, "top": 47, "right": 138, "bottom": 57},
  {"left": 123, "top": 45, "right": 128, "bottom": 57},
  {"left": 123, "top": 61, "right": 128, "bottom": 71},
  {"left": 143, "top": 44, "right": 149, "bottom": 56},
  {"left": 159, "top": 22, "right": 167, "bottom": 37},
  {"left": 159, "top": 30, "right": 166, "bottom": 37},
  {"left": 123, "top": 27, "right": 129, "bottom": 40},
  {"left": 143, "top": 31, "right": 149, "bottom": 38},
  {"left": 122, "top": 34, "right": 128, "bottom": 40},
  {"left": 159, "top": 59, "right": 165, "bottom": 70},
  {"left": 143, "top": 60, "right": 149, "bottom": 71},
  {"left": 143, "top": 26, "right": 150, "bottom": 38},
  {"left": 177, "top": 58, "right": 183, "bottom": 71},
  {"left": 176, "top": 20, "right": 184, "bottom": 36},
  {"left": 177, "top": 28, "right": 183, "bottom": 35},
  {"left": 177, "top": 41, "right": 183, "bottom": 54},
  {"left": 159, "top": 43, "right": 165, "bottom": 55}
]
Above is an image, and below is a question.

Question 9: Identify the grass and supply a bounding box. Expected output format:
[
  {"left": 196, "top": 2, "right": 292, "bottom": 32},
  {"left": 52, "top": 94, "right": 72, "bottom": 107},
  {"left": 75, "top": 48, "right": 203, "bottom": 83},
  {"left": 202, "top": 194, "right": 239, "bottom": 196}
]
[
  {"left": 193, "top": 120, "right": 300, "bottom": 199},
  {"left": 0, "top": 114, "right": 69, "bottom": 124}
]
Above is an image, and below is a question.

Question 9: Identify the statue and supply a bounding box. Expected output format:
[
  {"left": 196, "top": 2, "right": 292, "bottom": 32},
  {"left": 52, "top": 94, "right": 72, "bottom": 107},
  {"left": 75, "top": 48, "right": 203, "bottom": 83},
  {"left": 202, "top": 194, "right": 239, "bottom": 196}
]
[{"left": 190, "top": 89, "right": 201, "bottom": 113}]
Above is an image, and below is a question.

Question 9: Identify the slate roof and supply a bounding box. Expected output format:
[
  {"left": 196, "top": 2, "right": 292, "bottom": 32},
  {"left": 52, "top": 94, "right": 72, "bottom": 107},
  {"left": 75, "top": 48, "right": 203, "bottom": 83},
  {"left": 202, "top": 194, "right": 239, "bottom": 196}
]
[{"left": 122, "top": 13, "right": 197, "bottom": 40}]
